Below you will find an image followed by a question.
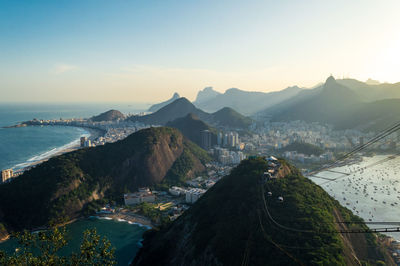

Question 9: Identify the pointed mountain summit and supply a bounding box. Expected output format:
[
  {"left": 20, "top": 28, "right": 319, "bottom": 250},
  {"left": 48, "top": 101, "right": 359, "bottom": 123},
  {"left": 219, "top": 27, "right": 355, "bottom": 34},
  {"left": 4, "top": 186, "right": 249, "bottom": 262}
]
[
  {"left": 209, "top": 107, "right": 252, "bottom": 129},
  {"left": 166, "top": 113, "right": 216, "bottom": 147},
  {"left": 260, "top": 76, "right": 362, "bottom": 126},
  {"left": 148, "top": 92, "right": 181, "bottom": 112}
]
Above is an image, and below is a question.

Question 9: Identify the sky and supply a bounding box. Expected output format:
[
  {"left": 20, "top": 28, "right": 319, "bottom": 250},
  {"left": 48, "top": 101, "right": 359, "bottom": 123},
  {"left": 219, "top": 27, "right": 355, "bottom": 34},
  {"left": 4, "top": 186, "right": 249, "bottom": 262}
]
[{"left": 1, "top": 0, "right": 399, "bottom": 103}]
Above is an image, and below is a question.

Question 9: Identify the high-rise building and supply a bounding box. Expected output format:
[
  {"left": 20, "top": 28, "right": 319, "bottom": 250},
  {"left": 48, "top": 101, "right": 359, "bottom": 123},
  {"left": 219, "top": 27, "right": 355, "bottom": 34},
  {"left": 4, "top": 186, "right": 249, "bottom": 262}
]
[
  {"left": 201, "top": 130, "right": 212, "bottom": 150},
  {"left": 217, "top": 132, "right": 223, "bottom": 146},
  {"left": 80, "top": 136, "right": 87, "bottom": 147},
  {"left": 1, "top": 169, "right": 13, "bottom": 183},
  {"left": 223, "top": 133, "right": 228, "bottom": 147}
]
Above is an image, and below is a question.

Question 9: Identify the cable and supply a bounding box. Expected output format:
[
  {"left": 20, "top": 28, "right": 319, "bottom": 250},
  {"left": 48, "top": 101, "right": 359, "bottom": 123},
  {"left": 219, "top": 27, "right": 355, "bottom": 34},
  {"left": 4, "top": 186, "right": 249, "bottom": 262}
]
[{"left": 308, "top": 121, "right": 400, "bottom": 175}]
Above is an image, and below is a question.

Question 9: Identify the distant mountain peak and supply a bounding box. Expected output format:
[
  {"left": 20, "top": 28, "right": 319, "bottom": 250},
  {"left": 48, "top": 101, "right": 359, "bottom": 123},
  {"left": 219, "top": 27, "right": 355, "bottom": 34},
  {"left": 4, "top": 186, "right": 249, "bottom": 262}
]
[
  {"left": 194, "top": 87, "right": 221, "bottom": 105},
  {"left": 325, "top": 75, "right": 336, "bottom": 85},
  {"left": 148, "top": 92, "right": 181, "bottom": 112}
]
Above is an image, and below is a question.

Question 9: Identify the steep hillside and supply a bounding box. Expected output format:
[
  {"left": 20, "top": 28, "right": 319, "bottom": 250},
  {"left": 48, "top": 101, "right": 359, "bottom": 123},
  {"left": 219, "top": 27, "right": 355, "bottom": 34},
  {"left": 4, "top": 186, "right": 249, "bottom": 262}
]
[
  {"left": 194, "top": 86, "right": 302, "bottom": 115},
  {"left": 337, "top": 79, "right": 400, "bottom": 102},
  {"left": 89, "top": 109, "right": 125, "bottom": 122},
  {"left": 267, "top": 76, "right": 362, "bottom": 125},
  {"left": 129, "top": 98, "right": 209, "bottom": 125},
  {"left": 338, "top": 98, "right": 400, "bottom": 131},
  {"left": 209, "top": 107, "right": 253, "bottom": 129},
  {"left": 133, "top": 158, "right": 387, "bottom": 266},
  {"left": 0, "top": 127, "right": 209, "bottom": 231},
  {"left": 148, "top": 92, "right": 180, "bottom": 113},
  {"left": 166, "top": 113, "right": 216, "bottom": 147}
]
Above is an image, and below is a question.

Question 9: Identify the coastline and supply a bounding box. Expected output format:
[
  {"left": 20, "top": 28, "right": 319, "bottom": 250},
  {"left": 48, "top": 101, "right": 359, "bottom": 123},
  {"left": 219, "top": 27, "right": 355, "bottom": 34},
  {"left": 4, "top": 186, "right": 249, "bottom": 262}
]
[{"left": 11, "top": 126, "right": 105, "bottom": 173}]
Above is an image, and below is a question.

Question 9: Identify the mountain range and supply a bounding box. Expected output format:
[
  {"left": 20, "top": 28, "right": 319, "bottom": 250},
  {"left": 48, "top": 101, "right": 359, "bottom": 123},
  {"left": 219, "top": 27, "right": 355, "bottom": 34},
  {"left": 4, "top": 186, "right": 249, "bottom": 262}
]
[
  {"left": 129, "top": 97, "right": 253, "bottom": 129},
  {"left": 133, "top": 157, "right": 388, "bottom": 265},
  {"left": 0, "top": 127, "right": 209, "bottom": 231},
  {"left": 193, "top": 86, "right": 302, "bottom": 115},
  {"left": 258, "top": 76, "right": 400, "bottom": 131}
]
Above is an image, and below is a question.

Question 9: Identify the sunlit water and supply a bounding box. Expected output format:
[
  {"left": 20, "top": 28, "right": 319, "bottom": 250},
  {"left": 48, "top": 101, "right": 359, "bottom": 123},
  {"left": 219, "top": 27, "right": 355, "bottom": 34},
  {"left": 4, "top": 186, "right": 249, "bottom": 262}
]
[{"left": 309, "top": 155, "right": 400, "bottom": 240}]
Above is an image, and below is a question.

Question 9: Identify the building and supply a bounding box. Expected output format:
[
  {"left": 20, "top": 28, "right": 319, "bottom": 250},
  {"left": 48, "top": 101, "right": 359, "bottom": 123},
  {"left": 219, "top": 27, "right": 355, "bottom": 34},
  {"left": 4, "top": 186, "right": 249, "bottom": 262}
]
[
  {"left": 84, "top": 139, "right": 92, "bottom": 147},
  {"left": 80, "top": 136, "right": 87, "bottom": 147},
  {"left": 201, "top": 130, "right": 213, "bottom": 150},
  {"left": 169, "top": 186, "right": 187, "bottom": 196},
  {"left": 185, "top": 188, "right": 206, "bottom": 204},
  {"left": 1, "top": 169, "right": 13, "bottom": 183},
  {"left": 124, "top": 188, "right": 156, "bottom": 205},
  {"left": 217, "top": 132, "right": 223, "bottom": 146}
]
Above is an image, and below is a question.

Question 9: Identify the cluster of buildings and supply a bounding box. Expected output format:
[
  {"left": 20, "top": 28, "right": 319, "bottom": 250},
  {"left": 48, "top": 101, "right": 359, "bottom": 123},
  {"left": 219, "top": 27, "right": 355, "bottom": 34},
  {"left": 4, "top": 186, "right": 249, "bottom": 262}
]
[
  {"left": 123, "top": 188, "right": 156, "bottom": 206},
  {"left": 200, "top": 130, "right": 242, "bottom": 151},
  {"left": 282, "top": 150, "right": 334, "bottom": 163},
  {"left": 25, "top": 118, "right": 149, "bottom": 148},
  {"left": 185, "top": 188, "right": 206, "bottom": 204},
  {"left": 168, "top": 186, "right": 207, "bottom": 204},
  {"left": 210, "top": 147, "right": 246, "bottom": 165},
  {"left": 217, "top": 131, "right": 240, "bottom": 148}
]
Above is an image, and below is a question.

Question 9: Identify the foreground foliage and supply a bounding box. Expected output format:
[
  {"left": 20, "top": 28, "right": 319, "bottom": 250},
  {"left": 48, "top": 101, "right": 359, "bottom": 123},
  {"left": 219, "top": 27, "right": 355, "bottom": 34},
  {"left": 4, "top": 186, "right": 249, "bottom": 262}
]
[{"left": 0, "top": 227, "right": 115, "bottom": 265}]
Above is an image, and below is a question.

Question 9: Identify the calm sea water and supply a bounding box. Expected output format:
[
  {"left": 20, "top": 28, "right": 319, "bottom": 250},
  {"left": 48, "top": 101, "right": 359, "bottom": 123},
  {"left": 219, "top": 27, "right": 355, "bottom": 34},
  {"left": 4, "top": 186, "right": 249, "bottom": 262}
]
[
  {"left": 309, "top": 155, "right": 400, "bottom": 240},
  {"left": 0, "top": 102, "right": 149, "bottom": 170},
  {"left": 0, "top": 217, "right": 149, "bottom": 265}
]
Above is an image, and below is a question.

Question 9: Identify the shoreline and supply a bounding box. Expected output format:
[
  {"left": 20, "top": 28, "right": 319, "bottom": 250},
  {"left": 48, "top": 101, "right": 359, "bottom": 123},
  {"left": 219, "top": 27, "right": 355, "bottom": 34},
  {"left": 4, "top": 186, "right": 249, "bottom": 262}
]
[{"left": 10, "top": 126, "right": 105, "bottom": 173}]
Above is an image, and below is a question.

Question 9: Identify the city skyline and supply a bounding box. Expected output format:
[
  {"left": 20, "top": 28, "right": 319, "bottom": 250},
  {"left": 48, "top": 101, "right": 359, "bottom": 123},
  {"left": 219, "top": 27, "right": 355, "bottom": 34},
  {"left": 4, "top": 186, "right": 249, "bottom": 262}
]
[{"left": 1, "top": 0, "right": 400, "bottom": 102}]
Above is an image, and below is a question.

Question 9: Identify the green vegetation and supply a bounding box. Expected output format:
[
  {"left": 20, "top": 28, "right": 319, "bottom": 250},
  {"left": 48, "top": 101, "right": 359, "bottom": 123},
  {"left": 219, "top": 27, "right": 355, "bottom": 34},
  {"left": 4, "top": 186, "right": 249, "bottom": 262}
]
[
  {"left": 166, "top": 113, "right": 217, "bottom": 147},
  {"left": 89, "top": 109, "right": 125, "bottom": 122},
  {"left": 162, "top": 140, "right": 210, "bottom": 186},
  {"left": 0, "top": 227, "right": 115, "bottom": 265},
  {"left": 209, "top": 107, "right": 252, "bottom": 129},
  {"left": 0, "top": 127, "right": 207, "bottom": 232},
  {"left": 279, "top": 141, "right": 324, "bottom": 156},
  {"left": 134, "top": 158, "right": 385, "bottom": 266},
  {"left": 136, "top": 202, "right": 170, "bottom": 226}
]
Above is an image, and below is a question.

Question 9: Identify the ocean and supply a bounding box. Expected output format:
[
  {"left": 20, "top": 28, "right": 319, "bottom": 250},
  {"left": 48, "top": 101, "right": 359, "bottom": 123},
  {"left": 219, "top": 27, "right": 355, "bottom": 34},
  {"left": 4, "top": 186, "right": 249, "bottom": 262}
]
[
  {"left": 309, "top": 155, "right": 400, "bottom": 240},
  {"left": 0, "top": 102, "right": 149, "bottom": 170},
  {"left": 0, "top": 217, "right": 149, "bottom": 265},
  {"left": 0, "top": 102, "right": 151, "bottom": 264}
]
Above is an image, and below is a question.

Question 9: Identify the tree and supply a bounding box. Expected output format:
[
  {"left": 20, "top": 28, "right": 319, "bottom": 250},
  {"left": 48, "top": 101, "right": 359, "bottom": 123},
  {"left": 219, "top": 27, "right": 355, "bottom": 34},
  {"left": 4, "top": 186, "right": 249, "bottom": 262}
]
[{"left": 0, "top": 227, "right": 116, "bottom": 265}]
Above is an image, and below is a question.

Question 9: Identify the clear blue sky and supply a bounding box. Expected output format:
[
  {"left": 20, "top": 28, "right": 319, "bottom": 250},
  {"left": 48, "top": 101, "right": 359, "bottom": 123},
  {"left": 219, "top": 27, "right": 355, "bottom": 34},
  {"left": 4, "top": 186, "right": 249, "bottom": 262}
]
[{"left": 1, "top": 0, "right": 399, "bottom": 102}]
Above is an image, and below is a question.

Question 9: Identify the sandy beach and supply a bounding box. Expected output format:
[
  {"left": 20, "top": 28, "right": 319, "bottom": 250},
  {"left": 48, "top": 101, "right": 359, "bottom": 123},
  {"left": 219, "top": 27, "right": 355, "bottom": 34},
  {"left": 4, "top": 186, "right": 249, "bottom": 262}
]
[
  {"left": 96, "top": 210, "right": 154, "bottom": 228},
  {"left": 13, "top": 126, "right": 105, "bottom": 174}
]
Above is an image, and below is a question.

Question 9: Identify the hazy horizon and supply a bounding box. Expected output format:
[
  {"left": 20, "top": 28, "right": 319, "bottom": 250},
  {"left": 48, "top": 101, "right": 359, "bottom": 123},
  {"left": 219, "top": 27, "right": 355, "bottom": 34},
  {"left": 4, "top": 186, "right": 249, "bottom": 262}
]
[{"left": 1, "top": 0, "right": 400, "bottom": 102}]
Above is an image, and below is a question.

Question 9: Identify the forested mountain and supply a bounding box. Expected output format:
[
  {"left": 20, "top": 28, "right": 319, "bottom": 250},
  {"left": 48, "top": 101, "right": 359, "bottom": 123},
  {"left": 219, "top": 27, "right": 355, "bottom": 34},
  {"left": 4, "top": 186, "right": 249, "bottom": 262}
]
[
  {"left": 89, "top": 109, "right": 125, "bottom": 122},
  {"left": 0, "top": 127, "right": 209, "bottom": 231},
  {"left": 258, "top": 76, "right": 400, "bottom": 131},
  {"left": 166, "top": 113, "right": 216, "bottom": 147},
  {"left": 133, "top": 158, "right": 387, "bottom": 266}
]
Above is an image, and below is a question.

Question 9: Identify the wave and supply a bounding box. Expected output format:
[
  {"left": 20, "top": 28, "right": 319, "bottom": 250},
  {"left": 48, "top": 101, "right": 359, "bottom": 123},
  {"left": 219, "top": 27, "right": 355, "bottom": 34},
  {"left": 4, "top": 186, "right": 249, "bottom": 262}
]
[{"left": 12, "top": 129, "right": 90, "bottom": 170}]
